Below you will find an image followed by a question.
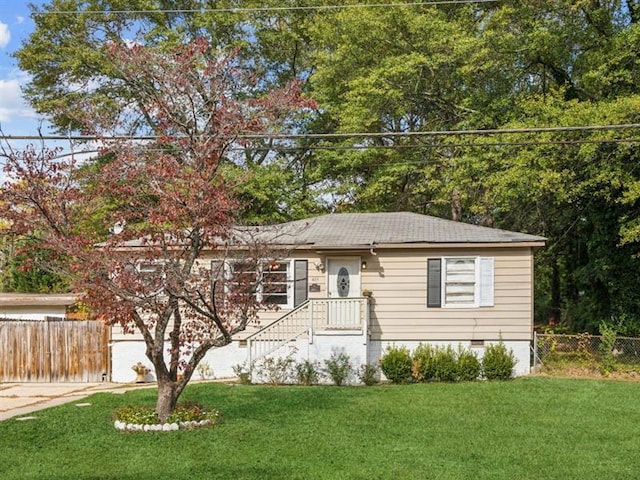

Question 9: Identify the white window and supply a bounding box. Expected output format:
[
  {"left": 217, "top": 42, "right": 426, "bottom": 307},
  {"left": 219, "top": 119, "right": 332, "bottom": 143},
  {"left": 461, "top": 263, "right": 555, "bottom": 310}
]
[
  {"left": 221, "top": 259, "right": 306, "bottom": 309},
  {"left": 427, "top": 257, "right": 494, "bottom": 308},
  {"left": 444, "top": 258, "right": 476, "bottom": 305},
  {"left": 262, "top": 261, "right": 290, "bottom": 306},
  {"left": 224, "top": 259, "right": 262, "bottom": 303},
  {"left": 135, "top": 261, "right": 166, "bottom": 296}
]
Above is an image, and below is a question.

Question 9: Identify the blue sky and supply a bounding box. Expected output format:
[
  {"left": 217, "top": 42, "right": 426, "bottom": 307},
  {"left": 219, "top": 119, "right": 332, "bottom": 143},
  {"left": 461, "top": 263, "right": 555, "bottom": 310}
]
[{"left": 0, "top": 0, "right": 49, "bottom": 137}]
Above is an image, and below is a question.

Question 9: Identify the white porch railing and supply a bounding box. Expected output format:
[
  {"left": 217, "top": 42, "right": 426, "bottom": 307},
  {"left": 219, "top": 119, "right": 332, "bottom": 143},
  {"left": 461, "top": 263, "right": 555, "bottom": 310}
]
[{"left": 246, "top": 297, "right": 369, "bottom": 363}]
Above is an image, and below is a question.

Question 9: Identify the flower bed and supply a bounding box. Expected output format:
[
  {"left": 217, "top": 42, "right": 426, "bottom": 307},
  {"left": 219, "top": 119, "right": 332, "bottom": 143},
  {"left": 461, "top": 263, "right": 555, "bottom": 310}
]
[{"left": 113, "top": 402, "right": 220, "bottom": 432}]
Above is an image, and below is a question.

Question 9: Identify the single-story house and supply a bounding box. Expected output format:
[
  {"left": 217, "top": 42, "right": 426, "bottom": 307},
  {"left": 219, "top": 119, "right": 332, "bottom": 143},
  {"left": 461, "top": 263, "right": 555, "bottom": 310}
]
[{"left": 110, "top": 212, "right": 545, "bottom": 382}]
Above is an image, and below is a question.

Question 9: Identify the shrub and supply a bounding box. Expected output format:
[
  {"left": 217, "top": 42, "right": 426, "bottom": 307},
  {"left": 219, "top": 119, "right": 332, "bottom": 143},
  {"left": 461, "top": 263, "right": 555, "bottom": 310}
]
[
  {"left": 232, "top": 362, "right": 253, "bottom": 384},
  {"left": 482, "top": 342, "right": 516, "bottom": 380},
  {"left": 255, "top": 355, "right": 295, "bottom": 385},
  {"left": 457, "top": 349, "right": 481, "bottom": 381},
  {"left": 412, "top": 343, "right": 436, "bottom": 382},
  {"left": 196, "top": 361, "right": 213, "bottom": 380},
  {"left": 433, "top": 345, "right": 459, "bottom": 382},
  {"left": 598, "top": 323, "right": 617, "bottom": 374},
  {"left": 357, "top": 363, "right": 379, "bottom": 386},
  {"left": 380, "top": 345, "right": 412, "bottom": 384},
  {"left": 295, "top": 360, "right": 320, "bottom": 386},
  {"left": 323, "top": 352, "right": 352, "bottom": 386}
]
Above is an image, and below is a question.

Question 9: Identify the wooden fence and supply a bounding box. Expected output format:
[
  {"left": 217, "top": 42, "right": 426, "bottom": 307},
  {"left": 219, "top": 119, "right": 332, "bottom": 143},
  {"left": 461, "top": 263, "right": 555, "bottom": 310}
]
[{"left": 0, "top": 317, "right": 109, "bottom": 382}]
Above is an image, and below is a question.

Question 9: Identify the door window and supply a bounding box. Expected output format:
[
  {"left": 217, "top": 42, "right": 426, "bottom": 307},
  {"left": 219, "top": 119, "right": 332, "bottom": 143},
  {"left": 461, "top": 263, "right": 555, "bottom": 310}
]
[{"left": 337, "top": 267, "right": 350, "bottom": 297}]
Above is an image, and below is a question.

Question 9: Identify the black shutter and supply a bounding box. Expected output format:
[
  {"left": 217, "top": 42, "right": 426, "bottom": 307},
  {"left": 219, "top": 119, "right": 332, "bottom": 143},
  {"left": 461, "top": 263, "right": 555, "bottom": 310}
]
[
  {"left": 427, "top": 258, "right": 442, "bottom": 308},
  {"left": 294, "top": 260, "right": 308, "bottom": 307}
]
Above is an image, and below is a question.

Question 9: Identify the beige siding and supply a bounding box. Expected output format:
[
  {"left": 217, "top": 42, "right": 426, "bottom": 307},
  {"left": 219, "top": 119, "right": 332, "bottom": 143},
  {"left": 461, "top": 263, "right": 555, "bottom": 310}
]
[
  {"left": 111, "top": 247, "right": 536, "bottom": 343},
  {"left": 111, "top": 251, "right": 327, "bottom": 341},
  {"left": 251, "top": 247, "right": 535, "bottom": 342},
  {"left": 361, "top": 247, "right": 534, "bottom": 342}
]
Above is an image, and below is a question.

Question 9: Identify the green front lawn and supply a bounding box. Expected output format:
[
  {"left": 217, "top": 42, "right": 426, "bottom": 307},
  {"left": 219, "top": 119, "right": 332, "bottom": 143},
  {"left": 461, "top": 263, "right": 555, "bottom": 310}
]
[{"left": 1, "top": 378, "right": 638, "bottom": 479}]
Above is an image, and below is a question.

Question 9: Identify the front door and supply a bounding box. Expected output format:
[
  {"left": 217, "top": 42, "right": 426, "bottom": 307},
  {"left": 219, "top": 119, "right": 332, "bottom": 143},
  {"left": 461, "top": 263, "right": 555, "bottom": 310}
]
[
  {"left": 326, "top": 258, "right": 363, "bottom": 327},
  {"left": 327, "top": 257, "right": 361, "bottom": 298}
]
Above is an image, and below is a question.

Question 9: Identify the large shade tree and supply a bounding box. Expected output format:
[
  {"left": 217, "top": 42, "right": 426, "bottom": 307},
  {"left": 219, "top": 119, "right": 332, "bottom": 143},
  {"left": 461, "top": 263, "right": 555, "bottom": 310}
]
[
  {"left": 303, "top": 1, "right": 640, "bottom": 332},
  {"left": 12, "top": 0, "right": 640, "bottom": 333},
  {"left": 15, "top": 0, "right": 325, "bottom": 224},
  {"left": 0, "top": 39, "right": 313, "bottom": 420}
]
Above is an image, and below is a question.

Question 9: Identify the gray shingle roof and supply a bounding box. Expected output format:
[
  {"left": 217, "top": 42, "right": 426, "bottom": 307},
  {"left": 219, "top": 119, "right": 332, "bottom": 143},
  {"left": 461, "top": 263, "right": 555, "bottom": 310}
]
[
  {"left": 113, "top": 212, "right": 546, "bottom": 249},
  {"left": 261, "top": 212, "right": 546, "bottom": 248}
]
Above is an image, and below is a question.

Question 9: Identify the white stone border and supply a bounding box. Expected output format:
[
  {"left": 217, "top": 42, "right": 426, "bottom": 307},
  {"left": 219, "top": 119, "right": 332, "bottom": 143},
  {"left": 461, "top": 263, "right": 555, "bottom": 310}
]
[{"left": 114, "top": 419, "right": 213, "bottom": 432}]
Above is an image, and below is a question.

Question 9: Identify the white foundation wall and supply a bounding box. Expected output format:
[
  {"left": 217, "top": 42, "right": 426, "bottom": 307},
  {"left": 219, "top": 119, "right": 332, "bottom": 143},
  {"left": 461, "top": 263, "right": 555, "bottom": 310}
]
[
  {"left": 303, "top": 331, "right": 368, "bottom": 367},
  {"left": 200, "top": 341, "right": 249, "bottom": 379},
  {"left": 370, "top": 340, "right": 531, "bottom": 377},
  {"left": 110, "top": 336, "right": 529, "bottom": 383},
  {"left": 110, "top": 339, "right": 248, "bottom": 383},
  {"left": 111, "top": 341, "right": 155, "bottom": 383},
  {"left": 206, "top": 330, "right": 369, "bottom": 382},
  {"left": 109, "top": 329, "right": 369, "bottom": 384},
  {"left": 247, "top": 330, "right": 368, "bottom": 384}
]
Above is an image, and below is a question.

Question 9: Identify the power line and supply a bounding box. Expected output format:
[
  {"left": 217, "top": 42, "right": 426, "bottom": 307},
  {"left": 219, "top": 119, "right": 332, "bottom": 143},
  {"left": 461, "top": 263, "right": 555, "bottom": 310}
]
[
  {"left": 2, "top": 123, "right": 640, "bottom": 143},
  {"left": 252, "top": 137, "right": 640, "bottom": 151},
  {"left": 238, "top": 123, "right": 640, "bottom": 140},
  {"left": 3, "top": 136, "right": 639, "bottom": 167},
  {"left": 36, "top": 0, "right": 500, "bottom": 16}
]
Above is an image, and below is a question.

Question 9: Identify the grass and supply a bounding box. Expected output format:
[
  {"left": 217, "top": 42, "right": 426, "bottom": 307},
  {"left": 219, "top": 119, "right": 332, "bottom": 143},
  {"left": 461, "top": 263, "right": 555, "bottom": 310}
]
[{"left": 1, "top": 377, "right": 640, "bottom": 479}]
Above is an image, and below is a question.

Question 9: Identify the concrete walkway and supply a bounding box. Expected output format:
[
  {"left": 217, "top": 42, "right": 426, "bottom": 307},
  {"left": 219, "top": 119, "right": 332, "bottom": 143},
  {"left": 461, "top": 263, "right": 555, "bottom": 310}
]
[{"left": 0, "top": 382, "right": 155, "bottom": 422}]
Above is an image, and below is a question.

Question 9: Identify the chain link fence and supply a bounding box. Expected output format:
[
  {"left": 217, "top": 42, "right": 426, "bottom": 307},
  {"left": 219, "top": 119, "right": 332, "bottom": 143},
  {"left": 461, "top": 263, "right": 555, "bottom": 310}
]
[{"left": 533, "top": 332, "right": 640, "bottom": 370}]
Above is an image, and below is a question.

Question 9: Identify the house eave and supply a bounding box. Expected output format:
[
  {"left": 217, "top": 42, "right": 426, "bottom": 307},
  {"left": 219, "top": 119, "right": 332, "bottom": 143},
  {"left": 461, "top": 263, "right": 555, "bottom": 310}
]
[
  {"left": 276, "top": 240, "right": 547, "bottom": 253},
  {"left": 0, "top": 293, "right": 79, "bottom": 307}
]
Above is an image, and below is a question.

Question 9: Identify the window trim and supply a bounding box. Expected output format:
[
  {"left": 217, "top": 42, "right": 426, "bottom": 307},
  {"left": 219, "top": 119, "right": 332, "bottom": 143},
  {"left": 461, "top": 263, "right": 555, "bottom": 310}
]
[
  {"left": 443, "top": 256, "right": 478, "bottom": 308},
  {"left": 135, "top": 260, "right": 166, "bottom": 296},
  {"left": 222, "top": 259, "right": 298, "bottom": 309},
  {"left": 427, "top": 256, "right": 494, "bottom": 309},
  {"left": 261, "top": 260, "right": 292, "bottom": 308}
]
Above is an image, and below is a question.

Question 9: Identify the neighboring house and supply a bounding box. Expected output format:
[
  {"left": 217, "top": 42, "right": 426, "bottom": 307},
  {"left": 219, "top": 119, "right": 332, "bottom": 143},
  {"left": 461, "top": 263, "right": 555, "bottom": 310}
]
[
  {"left": 0, "top": 293, "right": 78, "bottom": 320},
  {"left": 110, "top": 212, "right": 545, "bottom": 382}
]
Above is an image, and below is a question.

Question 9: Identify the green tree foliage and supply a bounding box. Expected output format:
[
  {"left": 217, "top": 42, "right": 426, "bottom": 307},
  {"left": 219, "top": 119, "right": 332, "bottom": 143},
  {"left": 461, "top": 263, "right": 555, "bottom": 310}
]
[
  {"left": 436, "top": 93, "right": 640, "bottom": 333},
  {"left": 0, "top": 238, "right": 70, "bottom": 293},
  {"left": 13, "top": 0, "right": 640, "bottom": 333},
  {"left": 303, "top": 1, "right": 640, "bottom": 333},
  {"left": 15, "top": 0, "right": 324, "bottom": 226}
]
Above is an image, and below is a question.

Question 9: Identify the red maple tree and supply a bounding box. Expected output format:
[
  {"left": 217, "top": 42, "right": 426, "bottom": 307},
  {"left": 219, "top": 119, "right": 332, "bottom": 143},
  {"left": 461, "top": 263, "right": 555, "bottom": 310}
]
[{"left": 0, "top": 39, "right": 315, "bottom": 420}]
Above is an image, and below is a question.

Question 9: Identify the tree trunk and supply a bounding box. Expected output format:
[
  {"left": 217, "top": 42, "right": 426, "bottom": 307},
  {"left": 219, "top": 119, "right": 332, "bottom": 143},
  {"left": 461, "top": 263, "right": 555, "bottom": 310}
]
[
  {"left": 156, "top": 379, "right": 178, "bottom": 423},
  {"left": 451, "top": 189, "right": 462, "bottom": 222}
]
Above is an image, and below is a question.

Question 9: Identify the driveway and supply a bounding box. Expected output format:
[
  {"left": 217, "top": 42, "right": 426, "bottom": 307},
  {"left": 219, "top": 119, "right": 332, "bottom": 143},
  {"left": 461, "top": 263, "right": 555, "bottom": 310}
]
[{"left": 0, "top": 382, "right": 152, "bottom": 421}]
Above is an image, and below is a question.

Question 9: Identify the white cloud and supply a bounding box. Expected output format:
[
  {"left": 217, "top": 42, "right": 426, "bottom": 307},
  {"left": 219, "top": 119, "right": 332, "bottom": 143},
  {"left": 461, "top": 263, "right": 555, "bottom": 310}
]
[
  {"left": 0, "top": 22, "right": 10, "bottom": 49},
  {"left": 16, "top": 16, "right": 25, "bottom": 25},
  {"left": 0, "top": 77, "right": 38, "bottom": 125}
]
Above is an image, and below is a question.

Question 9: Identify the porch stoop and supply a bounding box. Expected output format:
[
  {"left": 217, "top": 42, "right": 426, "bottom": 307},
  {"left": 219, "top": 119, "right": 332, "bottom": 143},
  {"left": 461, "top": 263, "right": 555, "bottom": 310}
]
[{"left": 243, "top": 297, "right": 369, "bottom": 364}]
